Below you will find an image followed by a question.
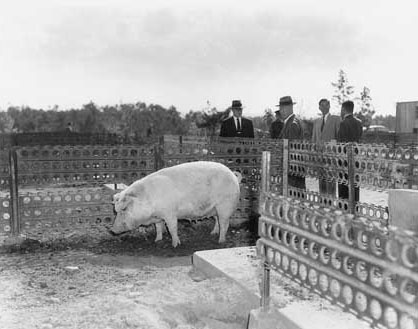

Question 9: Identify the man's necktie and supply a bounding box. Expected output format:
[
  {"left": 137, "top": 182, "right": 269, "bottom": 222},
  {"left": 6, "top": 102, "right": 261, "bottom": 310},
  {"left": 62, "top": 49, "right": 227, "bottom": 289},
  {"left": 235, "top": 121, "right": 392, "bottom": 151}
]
[
  {"left": 321, "top": 115, "right": 325, "bottom": 132},
  {"left": 237, "top": 118, "right": 241, "bottom": 131}
]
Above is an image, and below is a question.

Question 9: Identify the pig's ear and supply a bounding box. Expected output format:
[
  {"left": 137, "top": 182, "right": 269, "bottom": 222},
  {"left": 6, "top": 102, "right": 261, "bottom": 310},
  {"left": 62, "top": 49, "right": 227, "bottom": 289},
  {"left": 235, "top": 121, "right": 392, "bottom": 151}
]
[{"left": 114, "top": 196, "right": 132, "bottom": 212}]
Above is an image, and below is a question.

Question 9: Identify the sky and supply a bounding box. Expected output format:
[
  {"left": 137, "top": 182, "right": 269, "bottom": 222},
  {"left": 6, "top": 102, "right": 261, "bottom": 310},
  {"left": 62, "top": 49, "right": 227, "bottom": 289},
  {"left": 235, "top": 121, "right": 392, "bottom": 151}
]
[{"left": 0, "top": 0, "right": 417, "bottom": 119}]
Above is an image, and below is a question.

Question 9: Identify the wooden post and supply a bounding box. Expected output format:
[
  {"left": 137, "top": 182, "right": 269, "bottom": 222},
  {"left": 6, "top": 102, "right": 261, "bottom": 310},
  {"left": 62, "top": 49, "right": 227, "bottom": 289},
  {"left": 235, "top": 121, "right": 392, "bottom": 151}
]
[
  {"left": 347, "top": 143, "right": 356, "bottom": 214},
  {"left": 260, "top": 151, "right": 271, "bottom": 310},
  {"left": 154, "top": 135, "right": 165, "bottom": 171},
  {"left": 9, "top": 148, "right": 20, "bottom": 235},
  {"left": 261, "top": 261, "right": 271, "bottom": 310},
  {"left": 407, "top": 151, "right": 413, "bottom": 189},
  {"left": 282, "top": 139, "right": 289, "bottom": 197}
]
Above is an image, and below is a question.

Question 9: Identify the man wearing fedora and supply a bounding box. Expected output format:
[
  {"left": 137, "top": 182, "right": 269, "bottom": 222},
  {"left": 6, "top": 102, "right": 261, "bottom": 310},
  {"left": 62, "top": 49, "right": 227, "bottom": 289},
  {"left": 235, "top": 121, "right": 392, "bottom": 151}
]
[
  {"left": 311, "top": 98, "right": 341, "bottom": 197},
  {"left": 270, "top": 110, "right": 283, "bottom": 139},
  {"left": 276, "top": 96, "right": 306, "bottom": 190},
  {"left": 276, "top": 96, "right": 304, "bottom": 140},
  {"left": 219, "top": 100, "right": 254, "bottom": 138}
]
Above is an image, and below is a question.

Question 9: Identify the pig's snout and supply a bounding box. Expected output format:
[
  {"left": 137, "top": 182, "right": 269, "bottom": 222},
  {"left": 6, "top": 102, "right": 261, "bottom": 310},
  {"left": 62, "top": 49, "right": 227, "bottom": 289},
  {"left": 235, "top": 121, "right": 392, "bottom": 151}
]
[
  {"left": 108, "top": 228, "right": 120, "bottom": 236},
  {"left": 109, "top": 221, "right": 130, "bottom": 235}
]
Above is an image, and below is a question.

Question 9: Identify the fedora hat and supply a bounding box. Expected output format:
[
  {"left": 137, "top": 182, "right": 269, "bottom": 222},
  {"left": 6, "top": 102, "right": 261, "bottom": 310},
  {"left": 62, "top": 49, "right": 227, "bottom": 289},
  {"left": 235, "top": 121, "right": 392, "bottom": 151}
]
[
  {"left": 231, "top": 100, "right": 243, "bottom": 109},
  {"left": 275, "top": 96, "right": 296, "bottom": 107}
]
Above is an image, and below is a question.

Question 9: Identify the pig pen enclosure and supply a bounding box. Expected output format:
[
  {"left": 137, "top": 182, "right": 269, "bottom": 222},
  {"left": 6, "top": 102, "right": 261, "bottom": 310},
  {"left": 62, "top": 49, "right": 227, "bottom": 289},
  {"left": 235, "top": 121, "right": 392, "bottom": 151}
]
[
  {"left": 0, "top": 134, "right": 274, "bottom": 329},
  {"left": 1, "top": 133, "right": 418, "bottom": 329},
  {"left": 0, "top": 134, "right": 274, "bottom": 246}
]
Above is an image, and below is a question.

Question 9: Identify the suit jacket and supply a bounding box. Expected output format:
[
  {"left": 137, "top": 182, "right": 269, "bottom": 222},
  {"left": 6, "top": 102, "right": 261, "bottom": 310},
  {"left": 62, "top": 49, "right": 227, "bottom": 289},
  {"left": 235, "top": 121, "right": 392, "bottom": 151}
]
[
  {"left": 219, "top": 116, "right": 254, "bottom": 138},
  {"left": 279, "top": 114, "right": 304, "bottom": 140},
  {"left": 337, "top": 114, "right": 362, "bottom": 142},
  {"left": 270, "top": 120, "right": 283, "bottom": 139},
  {"left": 279, "top": 114, "right": 305, "bottom": 189},
  {"left": 312, "top": 114, "right": 341, "bottom": 143}
]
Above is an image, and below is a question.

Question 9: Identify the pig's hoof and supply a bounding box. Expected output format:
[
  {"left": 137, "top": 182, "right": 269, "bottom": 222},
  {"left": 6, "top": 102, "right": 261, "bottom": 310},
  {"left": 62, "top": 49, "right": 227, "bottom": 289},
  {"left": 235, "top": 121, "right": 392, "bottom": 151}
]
[{"left": 172, "top": 238, "right": 181, "bottom": 248}]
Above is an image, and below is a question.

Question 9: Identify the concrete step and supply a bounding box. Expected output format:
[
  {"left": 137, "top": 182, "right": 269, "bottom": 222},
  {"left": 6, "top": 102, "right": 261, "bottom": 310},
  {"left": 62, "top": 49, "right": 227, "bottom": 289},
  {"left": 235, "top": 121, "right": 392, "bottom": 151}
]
[{"left": 192, "top": 246, "right": 369, "bottom": 329}]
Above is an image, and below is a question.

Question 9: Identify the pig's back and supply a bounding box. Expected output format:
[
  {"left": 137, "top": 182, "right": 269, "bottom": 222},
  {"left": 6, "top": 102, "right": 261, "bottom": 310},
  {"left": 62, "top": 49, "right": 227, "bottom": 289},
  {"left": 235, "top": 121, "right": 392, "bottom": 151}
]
[
  {"left": 160, "top": 161, "right": 237, "bottom": 187},
  {"left": 149, "top": 161, "right": 239, "bottom": 200}
]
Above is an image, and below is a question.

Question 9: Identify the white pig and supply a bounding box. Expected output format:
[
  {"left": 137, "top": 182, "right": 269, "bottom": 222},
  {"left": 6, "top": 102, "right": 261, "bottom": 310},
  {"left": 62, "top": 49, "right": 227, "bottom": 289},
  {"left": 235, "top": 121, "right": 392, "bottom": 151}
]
[{"left": 111, "top": 161, "right": 241, "bottom": 247}]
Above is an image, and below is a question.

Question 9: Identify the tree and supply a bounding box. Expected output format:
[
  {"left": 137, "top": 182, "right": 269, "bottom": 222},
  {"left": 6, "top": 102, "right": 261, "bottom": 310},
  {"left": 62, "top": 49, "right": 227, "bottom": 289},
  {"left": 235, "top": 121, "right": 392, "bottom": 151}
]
[
  {"left": 263, "top": 108, "right": 274, "bottom": 129},
  {"left": 331, "top": 70, "right": 355, "bottom": 107},
  {"left": 79, "top": 102, "right": 103, "bottom": 133},
  {"left": 356, "top": 86, "right": 375, "bottom": 129},
  {"left": 101, "top": 105, "right": 123, "bottom": 134},
  {"left": 194, "top": 102, "right": 230, "bottom": 138},
  {"left": 0, "top": 112, "right": 15, "bottom": 133},
  {"left": 195, "top": 108, "right": 230, "bottom": 138}
]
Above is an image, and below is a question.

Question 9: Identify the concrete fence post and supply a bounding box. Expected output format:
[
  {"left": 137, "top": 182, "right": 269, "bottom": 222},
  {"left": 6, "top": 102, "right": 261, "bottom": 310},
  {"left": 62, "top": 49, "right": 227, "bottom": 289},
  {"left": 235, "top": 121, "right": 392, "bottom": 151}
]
[
  {"left": 261, "top": 151, "right": 271, "bottom": 193},
  {"left": 347, "top": 143, "right": 356, "bottom": 214},
  {"left": 282, "top": 139, "right": 289, "bottom": 197},
  {"left": 9, "top": 148, "right": 20, "bottom": 235}
]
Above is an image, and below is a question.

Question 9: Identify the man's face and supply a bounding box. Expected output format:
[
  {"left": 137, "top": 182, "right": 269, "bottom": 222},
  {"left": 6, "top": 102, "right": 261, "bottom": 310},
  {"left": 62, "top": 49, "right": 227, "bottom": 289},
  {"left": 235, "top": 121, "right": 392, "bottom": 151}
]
[
  {"left": 280, "top": 104, "right": 293, "bottom": 119},
  {"left": 319, "top": 101, "right": 330, "bottom": 116},
  {"left": 232, "top": 108, "right": 242, "bottom": 118},
  {"left": 340, "top": 106, "right": 346, "bottom": 119}
]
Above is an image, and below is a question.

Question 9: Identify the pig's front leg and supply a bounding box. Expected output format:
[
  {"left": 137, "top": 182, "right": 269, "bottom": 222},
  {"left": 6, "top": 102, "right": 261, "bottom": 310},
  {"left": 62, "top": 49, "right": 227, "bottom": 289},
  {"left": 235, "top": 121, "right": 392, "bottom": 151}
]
[
  {"left": 164, "top": 216, "right": 181, "bottom": 247},
  {"left": 155, "top": 222, "right": 164, "bottom": 242}
]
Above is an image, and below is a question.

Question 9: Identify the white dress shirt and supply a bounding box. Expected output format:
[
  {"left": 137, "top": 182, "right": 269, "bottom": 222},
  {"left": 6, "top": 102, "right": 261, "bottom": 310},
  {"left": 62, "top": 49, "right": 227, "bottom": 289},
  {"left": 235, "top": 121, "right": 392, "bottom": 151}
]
[{"left": 234, "top": 117, "right": 242, "bottom": 130}]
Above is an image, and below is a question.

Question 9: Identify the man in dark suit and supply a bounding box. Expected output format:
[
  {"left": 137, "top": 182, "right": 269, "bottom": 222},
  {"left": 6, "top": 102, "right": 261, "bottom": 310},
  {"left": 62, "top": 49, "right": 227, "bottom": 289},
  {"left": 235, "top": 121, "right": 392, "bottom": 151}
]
[
  {"left": 276, "top": 96, "right": 306, "bottom": 190},
  {"left": 270, "top": 110, "right": 283, "bottom": 138},
  {"left": 219, "top": 100, "right": 254, "bottom": 138},
  {"left": 338, "top": 101, "right": 363, "bottom": 142},
  {"left": 337, "top": 100, "right": 362, "bottom": 201}
]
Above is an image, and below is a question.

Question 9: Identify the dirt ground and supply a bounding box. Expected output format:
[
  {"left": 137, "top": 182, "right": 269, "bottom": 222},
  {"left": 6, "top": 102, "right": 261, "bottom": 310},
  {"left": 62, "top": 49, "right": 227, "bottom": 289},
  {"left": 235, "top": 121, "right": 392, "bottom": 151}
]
[
  {"left": 0, "top": 220, "right": 260, "bottom": 329},
  {"left": 0, "top": 180, "right": 389, "bottom": 329}
]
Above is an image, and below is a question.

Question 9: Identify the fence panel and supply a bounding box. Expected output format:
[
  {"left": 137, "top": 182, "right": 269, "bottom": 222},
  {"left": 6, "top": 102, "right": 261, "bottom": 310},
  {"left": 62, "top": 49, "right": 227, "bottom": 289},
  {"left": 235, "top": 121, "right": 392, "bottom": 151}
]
[
  {"left": 16, "top": 187, "right": 115, "bottom": 241},
  {"left": 286, "top": 141, "right": 418, "bottom": 226},
  {"left": 1, "top": 136, "right": 417, "bottom": 246},
  {"left": 257, "top": 192, "right": 418, "bottom": 329},
  {"left": 14, "top": 144, "right": 155, "bottom": 187},
  {"left": 160, "top": 135, "right": 210, "bottom": 167},
  {"left": 0, "top": 141, "right": 156, "bottom": 243}
]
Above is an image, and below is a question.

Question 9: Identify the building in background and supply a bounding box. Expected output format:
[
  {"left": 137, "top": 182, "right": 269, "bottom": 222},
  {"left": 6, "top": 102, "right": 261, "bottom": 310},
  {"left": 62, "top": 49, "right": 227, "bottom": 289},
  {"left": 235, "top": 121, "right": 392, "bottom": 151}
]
[{"left": 396, "top": 101, "right": 418, "bottom": 133}]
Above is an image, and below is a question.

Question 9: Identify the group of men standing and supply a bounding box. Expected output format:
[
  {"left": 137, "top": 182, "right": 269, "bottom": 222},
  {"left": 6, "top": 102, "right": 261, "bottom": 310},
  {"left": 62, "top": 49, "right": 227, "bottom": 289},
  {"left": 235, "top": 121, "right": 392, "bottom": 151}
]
[
  {"left": 219, "top": 96, "right": 363, "bottom": 201},
  {"left": 310, "top": 98, "right": 362, "bottom": 201}
]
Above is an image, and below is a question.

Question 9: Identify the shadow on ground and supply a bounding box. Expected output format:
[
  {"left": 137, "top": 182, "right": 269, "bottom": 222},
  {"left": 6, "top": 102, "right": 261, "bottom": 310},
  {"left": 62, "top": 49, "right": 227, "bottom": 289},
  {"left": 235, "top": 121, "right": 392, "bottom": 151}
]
[{"left": 1, "top": 217, "right": 259, "bottom": 257}]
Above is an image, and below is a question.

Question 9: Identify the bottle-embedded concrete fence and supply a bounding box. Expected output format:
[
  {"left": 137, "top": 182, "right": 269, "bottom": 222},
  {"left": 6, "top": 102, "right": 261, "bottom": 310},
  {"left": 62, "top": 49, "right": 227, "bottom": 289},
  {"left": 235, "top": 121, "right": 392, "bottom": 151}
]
[
  {"left": 253, "top": 151, "right": 418, "bottom": 329},
  {"left": 0, "top": 135, "right": 417, "bottom": 246}
]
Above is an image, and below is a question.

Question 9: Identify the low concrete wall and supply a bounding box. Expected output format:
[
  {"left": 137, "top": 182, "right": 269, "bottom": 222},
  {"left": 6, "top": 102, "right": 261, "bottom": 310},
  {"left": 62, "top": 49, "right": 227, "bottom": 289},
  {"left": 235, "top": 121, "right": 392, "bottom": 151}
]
[{"left": 388, "top": 189, "right": 418, "bottom": 232}]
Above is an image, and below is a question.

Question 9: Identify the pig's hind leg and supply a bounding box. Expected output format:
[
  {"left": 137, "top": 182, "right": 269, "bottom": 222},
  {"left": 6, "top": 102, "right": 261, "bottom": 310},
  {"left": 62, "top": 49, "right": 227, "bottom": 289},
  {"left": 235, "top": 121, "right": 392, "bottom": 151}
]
[
  {"left": 214, "top": 205, "right": 232, "bottom": 243},
  {"left": 164, "top": 216, "right": 181, "bottom": 248},
  {"left": 210, "top": 217, "right": 220, "bottom": 235}
]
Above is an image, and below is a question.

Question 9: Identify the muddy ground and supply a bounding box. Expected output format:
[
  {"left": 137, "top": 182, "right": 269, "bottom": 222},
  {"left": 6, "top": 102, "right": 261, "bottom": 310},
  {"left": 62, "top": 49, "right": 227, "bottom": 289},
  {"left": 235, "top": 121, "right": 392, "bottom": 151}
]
[
  {"left": 0, "top": 219, "right": 261, "bottom": 329},
  {"left": 0, "top": 183, "right": 389, "bottom": 329}
]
